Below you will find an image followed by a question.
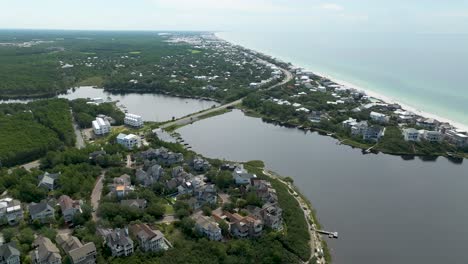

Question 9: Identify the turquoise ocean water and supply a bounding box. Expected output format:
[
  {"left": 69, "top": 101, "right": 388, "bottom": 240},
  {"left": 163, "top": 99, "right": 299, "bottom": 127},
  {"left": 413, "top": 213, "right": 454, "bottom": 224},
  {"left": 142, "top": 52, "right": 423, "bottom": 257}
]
[{"left": 217, "top": 31, "right": 468, "bottom": 127}]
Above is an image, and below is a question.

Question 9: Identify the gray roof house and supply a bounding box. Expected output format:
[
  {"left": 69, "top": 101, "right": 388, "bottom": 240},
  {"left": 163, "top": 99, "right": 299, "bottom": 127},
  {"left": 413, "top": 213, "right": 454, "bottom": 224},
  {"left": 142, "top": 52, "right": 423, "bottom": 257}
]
[
  {"left": 29, "top": 201, "right": 55, "bottom": 223},
  {"left": 56, "top": 234, "right": 96, "bottom": 264},
  {"left": 136, "top": 164, "right": 163, "bottom": 187},
  {"left": 191, "top": 157, "right": 211, "bottom": 172},
  {"left": 0, "top": 197, "right": 23, "bottom": 226},
  {"left": 130, "top": 224, "right": 171, "bottom": 252},
  {"left": 38, "top": 172, "right": 60, "bottom": 191},
  {"left": 30, "top": 236, "right": 62, "bottom": 264},
  {"left": 98, "top": 228, "right": 134, "bottom": 257},
  {"left": 193, "top": 215, "right": 222, "bottom": 241},
  {"left": 120, "top": 199, "right": 147, "bottom": 209},
  {"left": 58, "top": 195, "right": 82, "bottom": 223},
  {"left": 363, "top": 126, "right": 385, "bottom": 141},
  {"left": 0, "top": 242, "right": 20, "bottom": 264}
]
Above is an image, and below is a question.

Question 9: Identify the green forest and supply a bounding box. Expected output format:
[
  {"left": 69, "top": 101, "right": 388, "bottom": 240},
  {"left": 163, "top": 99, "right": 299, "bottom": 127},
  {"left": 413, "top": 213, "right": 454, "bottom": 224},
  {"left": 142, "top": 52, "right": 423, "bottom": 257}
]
[{"left": 0, "top": 99, "right": 74, "bottom": 167}]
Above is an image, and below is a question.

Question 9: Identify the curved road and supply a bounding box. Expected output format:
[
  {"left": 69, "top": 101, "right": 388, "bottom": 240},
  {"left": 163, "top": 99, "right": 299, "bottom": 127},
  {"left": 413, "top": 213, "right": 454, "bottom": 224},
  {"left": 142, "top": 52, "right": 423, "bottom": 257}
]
[{"left": 161, "top": 67, "right": 293, "bottom": 129}]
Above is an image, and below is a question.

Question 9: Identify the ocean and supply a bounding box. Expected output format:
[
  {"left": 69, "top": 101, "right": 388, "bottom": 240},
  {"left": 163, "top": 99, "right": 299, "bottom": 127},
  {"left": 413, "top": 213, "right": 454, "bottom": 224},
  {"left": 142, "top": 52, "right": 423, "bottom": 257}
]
[{"left": 217, "top": 31, "right": 468, "bottom": 128}]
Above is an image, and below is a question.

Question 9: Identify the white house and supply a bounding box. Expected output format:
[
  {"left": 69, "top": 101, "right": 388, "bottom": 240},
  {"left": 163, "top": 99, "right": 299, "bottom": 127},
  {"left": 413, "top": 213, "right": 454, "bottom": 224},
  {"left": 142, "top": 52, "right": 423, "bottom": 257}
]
[
  {"left": 124, "top": 114, "right": 144, "bottom": 127},
  {"left": 232, "top": 165, "right": 256, "bottom": 185},
  {"left": 92, "top": 117, "right": 111, "bottom": 135},
  {"left": 370, "top": 112, "right": 390, "bottom": 123},
  {"left": 117, "top": 133, "right": 141, "bottom": 149},
  {"left": 402, "top": 128, "right": 420, "bottom": 142}
]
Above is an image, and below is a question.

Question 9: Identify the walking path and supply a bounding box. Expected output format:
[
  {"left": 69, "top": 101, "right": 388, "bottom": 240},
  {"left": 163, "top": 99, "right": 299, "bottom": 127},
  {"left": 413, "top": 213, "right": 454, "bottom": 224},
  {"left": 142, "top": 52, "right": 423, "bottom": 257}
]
[
  {"left": 263, "top": 169, "right": 326, "bottom": 264},
  {"left": 91, "top": 171, "right": 105, "bottom": 222}
]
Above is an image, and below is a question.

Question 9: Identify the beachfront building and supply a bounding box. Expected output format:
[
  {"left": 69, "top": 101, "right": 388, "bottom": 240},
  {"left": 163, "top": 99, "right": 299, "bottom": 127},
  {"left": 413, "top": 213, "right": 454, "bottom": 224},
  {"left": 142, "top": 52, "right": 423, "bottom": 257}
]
[
  {"left": 124, "top": 114, "right": 144, "bottom": 127},
  {"left": 402, "top": 128, "right": 420, "bottom": 142},
  {"left": 370, "top": 112, "right": 390, "bottom": 124},
  {"left": 92, "top": 117, "right": 111, "bottom": 135},
  {"left": 421, "top": 130, "right": 442, "bottom": 143},
  {"left": 445, "top": 130, "right": 468, "bottom": 148},
  {"left": 116, "top": 133, "right": 141, "bottom": 150}
]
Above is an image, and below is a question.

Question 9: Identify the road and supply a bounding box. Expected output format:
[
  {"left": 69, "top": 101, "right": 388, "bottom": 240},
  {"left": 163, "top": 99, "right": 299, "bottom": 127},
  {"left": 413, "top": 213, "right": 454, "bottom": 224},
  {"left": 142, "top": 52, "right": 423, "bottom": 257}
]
[
  {"left": 21, "top": 160, "right": 41, "bottom": 171},
  {"left": 91, "top": 171, "right": 105, "bottom": 222},
  {"left": 73, "top": 123, "right": 85, "bottom": 149},
  {"left": 263, "top": 170, "right": 326, "bottom": 264},
  {"left": 71, "top": 110, "right": 85, "bottom": 149},
  {"left": 161, "top": 67, "right": 293, "bottom": 130}
]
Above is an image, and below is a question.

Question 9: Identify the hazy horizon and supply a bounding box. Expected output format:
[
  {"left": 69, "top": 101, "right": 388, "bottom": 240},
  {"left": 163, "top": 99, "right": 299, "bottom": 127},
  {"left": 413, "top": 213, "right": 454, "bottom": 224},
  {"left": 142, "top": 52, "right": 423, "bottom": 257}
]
[{"left": 1, "top": 0, "right": 468, "bottom": 34}]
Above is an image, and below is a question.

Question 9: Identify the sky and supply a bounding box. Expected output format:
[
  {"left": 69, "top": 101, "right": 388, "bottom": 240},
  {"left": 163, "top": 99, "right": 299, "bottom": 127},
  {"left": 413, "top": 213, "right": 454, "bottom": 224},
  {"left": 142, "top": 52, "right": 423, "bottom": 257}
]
[{"left": 1, "top": 0, "right": 468, "bottom": 33}]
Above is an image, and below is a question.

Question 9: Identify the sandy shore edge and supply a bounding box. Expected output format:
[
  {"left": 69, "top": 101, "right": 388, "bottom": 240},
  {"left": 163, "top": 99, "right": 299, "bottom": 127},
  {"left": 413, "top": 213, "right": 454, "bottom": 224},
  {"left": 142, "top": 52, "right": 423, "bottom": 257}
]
[{"left": 214, "top": 32, "right": 468, "bottom": 132}]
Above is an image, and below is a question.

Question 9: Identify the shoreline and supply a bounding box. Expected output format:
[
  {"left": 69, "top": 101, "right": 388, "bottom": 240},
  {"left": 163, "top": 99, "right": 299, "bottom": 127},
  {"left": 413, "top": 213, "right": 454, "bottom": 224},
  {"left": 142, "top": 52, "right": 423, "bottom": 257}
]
[{"left": 214, "top": 32, "right": 468, "bottom": 132}]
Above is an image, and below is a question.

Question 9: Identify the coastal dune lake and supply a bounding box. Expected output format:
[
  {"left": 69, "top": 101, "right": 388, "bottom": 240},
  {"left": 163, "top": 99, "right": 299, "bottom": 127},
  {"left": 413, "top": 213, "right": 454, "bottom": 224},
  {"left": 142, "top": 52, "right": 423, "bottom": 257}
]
[
  {"left": 178, "top": 110, "right": 468, "bottom": 264},
  {"left": 58, "top": 86, "right": 219, "bottom": 122}
]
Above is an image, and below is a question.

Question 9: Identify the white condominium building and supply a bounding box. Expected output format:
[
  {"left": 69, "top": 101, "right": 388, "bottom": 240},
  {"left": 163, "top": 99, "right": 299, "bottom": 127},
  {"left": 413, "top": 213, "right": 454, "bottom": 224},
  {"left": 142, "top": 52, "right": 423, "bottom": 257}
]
[
  {"left": 92, "top": 117, "right": 111, "bottom": 135},
  {"left": 124, "top": 113, "right": 144, "bottom": 127}
]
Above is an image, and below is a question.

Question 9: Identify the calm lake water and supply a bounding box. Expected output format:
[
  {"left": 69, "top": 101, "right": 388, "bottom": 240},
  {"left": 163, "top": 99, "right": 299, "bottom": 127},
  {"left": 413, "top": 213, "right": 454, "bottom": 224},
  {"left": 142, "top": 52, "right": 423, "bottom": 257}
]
[
  {"left": 58, "top": 86, "right": 218, "bottom": 122},
  {"left": 178, "top": 110, "right": 468, "bottom": 264}
]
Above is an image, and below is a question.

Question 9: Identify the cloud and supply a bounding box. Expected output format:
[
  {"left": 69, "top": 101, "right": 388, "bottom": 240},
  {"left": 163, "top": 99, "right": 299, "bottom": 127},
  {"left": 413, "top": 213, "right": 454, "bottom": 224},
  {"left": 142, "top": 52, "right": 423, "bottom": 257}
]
[{"left": 321, "top": 3, "right": 344, "bottom": 11}]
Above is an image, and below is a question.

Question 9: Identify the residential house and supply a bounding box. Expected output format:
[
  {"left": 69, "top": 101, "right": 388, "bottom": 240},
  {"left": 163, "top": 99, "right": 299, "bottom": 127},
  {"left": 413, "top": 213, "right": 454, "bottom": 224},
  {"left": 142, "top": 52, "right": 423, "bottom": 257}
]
[
  {"left": 342, "top": 118, "right": 358, "bottom": 128},
  {"left": 0, "top": 242, "right": 20, "bottom": 264},
  {"left": 402, "top": 128, "right": 420, "bottom": 142},
  {"left": 120, "top": 199, "right": 147, "bottom": 209},
  {"left": 109, "top": 174, "right": 134, "bottom": 198},
  {"left": 309, "top": 111, "right": 326, "bottom": 123},
  {"left": 416, "top": 118, "right": 439, "bottom": 130},
  {"left": 250, "top": 179, "right": 278, "bottom": 203},
  {"left": 29, "top": 201, "right": 55, "bottom": 223},
  {"left": 0, "top": 198, "right": 23, "bottom": 226},
  {"left": 124, "top": 114, "right": 144, "bottom": 127},
  {"left": 136, "top": 164, "right": 163, "bottom": 187},
  {"left": 130, "top": 224, "right": 170, "bottom": 252},
  {"left": 225, "top": 212, "right": 263, "bottom": 238},
  {"left": 92, "top": 117, "right": 111, "bottom": 136},
  {"left": 232, "top": 165, "right": 256, "bottom": 185},
  {"left": 56, "top": 234, "right": 96, "bottom": 264},
  {"left": 30, "top": 236, "right": 62, "bottom": 264},
  {"left": 88, "top": 150, "right": 106, "bottom": 163},
  {"left": 351, "top": 121, "right": 369, "bottom": 136},
  {"left": 58, "top": 195, "right": 82, "bottom": 223},
  {"left": 191, "top": 157, "right": 211, "bottom": 172},
  {"left": 363, "top": 126, "right": 385, "bottom": 142},
  {"left": 139, "top": 148, "right": 184, "bottom": 165},
  {"left": 193, "top": 215, "right": 222, "bottom": 241},
  {"left": 256, "top": 203, "right": 283, "bottom": 230},
  {"left": 445, "top": 130, "right": 468, "bottom": 148},
  {"left": 98, "top": 228, "right": 134, "bottom": 257},
  {"left": 421, "top": 130, "right": 442, "bottom": 143},
  {"left": 38, "top": 172, "right": 60, "bottom": 191},
  {"left": 186, "top": 184, "right": 217, "bottom": 210},
  {"left": 116, "top": 133, "right": 140, "bottom": 150},
  {"left": 370, "top": 111, "right": 389, "bottom": 124}
]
